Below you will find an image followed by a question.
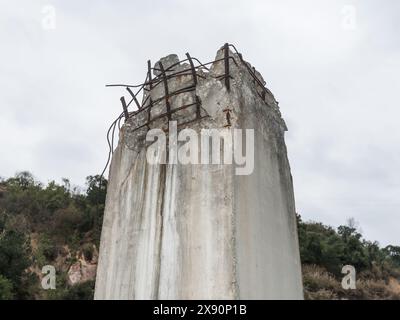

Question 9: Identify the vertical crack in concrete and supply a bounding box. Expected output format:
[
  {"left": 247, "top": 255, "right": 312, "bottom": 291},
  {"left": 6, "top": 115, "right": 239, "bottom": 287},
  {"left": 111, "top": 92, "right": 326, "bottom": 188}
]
[{"left": 155, "top": 163, "right": 166, "bottom": 299}]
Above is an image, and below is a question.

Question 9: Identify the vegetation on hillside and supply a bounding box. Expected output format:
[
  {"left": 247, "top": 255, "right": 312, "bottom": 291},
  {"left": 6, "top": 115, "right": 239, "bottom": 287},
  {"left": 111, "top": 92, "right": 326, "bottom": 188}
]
[
  {"left": 0, "top": 172, "right": 106, "bottom": 299},
  {"left": 298, "top": 215, "right": 400, "bottom": 299},
  {"left": 0, "top": 172, "right": 399, "bottom": 299}
]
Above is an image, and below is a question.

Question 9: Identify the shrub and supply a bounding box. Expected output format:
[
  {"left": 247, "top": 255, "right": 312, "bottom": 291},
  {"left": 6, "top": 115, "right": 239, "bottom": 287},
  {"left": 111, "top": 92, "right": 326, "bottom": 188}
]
[{"left": 0, "top": 275, "right": 14, "bottom": 300}]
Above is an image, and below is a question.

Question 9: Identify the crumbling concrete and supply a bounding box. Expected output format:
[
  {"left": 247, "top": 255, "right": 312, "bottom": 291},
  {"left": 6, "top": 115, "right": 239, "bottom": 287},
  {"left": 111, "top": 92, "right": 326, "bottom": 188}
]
[{"left": 94, "top": 45, "right": 303, "bottom": 299}]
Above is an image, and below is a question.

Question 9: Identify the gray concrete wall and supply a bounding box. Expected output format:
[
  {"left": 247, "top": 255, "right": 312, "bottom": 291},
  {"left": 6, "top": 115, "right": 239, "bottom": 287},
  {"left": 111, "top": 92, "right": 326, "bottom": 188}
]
[
  {"left": 234, "top": 88, "right": 303, "bottom": 299},
  {"left": 94, "top": 47, "right": 303, "bottom": 299}
]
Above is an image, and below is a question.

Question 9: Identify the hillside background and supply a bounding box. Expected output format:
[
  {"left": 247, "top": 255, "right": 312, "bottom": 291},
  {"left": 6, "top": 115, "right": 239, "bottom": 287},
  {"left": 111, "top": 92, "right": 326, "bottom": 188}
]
[{"left": 0, "top": 172, "right": 399, "bottom": 300}]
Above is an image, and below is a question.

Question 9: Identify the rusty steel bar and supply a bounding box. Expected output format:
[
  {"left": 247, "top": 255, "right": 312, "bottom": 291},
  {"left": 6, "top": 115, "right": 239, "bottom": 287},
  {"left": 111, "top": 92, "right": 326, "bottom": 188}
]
[
  {"left": 134, "top": 84, "right": 197, "bottom": 119},
  {"left": 158, "top": 61, "right": 172, "bottom": 120},
  {"left": 130, "top": 101, "right": 199, "bottom": 133},
  {"left": 176, "top": 115, "right": 209, "bottom": 129},
  {"left": 121, "top": 48, "right": 260, "bottom": 115},
  {"left": 109, "top": 44, "right": 273, "bottom": 132},
  {"left": 147, "top": 60, "right": 153, "bottom": 90},
  {"left": 106, "top": 57, "right": 236, "bottom": 94},
  {"left": 106, "top": 83, "right": 143, "bottom": 88},
  {"left": 126, "top": 87, "right": 141, "bottom": 110},
  {"left": 102, "top": 44, "right": 279, "bottom": 183},
  {"left": 120, "top": 96, "right": 129, "bottom": 120},
  {"left": 186, "top": 52, "right": 202, "bottom": 119},
  {"left": 195, "top": 96, "right": 201, "bottom": 119},
  {"left": 223, "top": 108, "right": 232, "bottom": 128},
  {"left": 146, "top": 60, "right": 153, "bottom": 130},
  {"left": 227, "top": 43, "right": 272, "bottom": 100},
  {"left": 192, "top": 57, "right": 210, "bottom": 70},
  {"left": 224, "top": 43, "right": 230, "bottom": 91},
  {"left": 185, "top": 52, "right": 197, "bottom": 86}
]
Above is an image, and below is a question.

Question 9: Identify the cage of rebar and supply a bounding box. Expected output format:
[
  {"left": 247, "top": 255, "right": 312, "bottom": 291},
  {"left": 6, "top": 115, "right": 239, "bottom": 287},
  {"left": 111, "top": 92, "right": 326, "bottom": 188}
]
[{"left": 100, "top": 43, "right": 276, "bottom": 179}]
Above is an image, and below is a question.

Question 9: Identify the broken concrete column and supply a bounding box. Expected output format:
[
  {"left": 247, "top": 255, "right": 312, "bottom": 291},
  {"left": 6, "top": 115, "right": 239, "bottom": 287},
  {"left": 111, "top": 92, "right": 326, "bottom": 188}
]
[{"left": 94, "top": 45, "right": 303, "bottom": 299}]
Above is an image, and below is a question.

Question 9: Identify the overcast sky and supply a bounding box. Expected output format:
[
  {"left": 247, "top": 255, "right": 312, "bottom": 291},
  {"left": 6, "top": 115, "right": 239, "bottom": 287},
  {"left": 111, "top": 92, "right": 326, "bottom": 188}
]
[{"left": 1, "top": 0, "right": 399, "bottom": 246}]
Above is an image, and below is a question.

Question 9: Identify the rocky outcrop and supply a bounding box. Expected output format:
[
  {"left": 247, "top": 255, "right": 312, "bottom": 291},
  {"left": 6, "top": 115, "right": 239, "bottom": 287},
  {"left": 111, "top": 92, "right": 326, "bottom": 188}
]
[{"left": 67, "top": 246, "right": 98, "bottom": 285}]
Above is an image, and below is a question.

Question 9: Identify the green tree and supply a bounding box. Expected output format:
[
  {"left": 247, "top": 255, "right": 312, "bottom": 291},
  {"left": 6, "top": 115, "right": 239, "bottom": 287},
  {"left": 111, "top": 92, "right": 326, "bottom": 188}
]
[
  {"left": 297, "top": 215, "right": 344, "bottom": 274},
  {"left": 0, "top": 275, "right": 13, "bottom": 300},
  {"left": 7, "top": 171, "right": 35, "bottom": 190},
  {"left": 85, "top": 175, "right": 107, "bottom": 206},
  {"left": 60, "top": 281, "right": 95, "bottom": 300},
  {"left": 83, "top": 175, "right": 107, "bottom": 244},
  {"left": 337, "top": 223, "right": 368, "bottom": 271},
  {"left": 384, "top": 245, "right": 400, "bottom": 267},
  {"left": 0, "top": 230, "right": 32, "bottom": 298}
]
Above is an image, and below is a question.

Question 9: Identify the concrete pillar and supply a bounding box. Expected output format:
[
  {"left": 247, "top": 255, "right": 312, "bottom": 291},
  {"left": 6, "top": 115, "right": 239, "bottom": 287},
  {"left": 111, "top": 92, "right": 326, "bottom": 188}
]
[{"left": 94, "top": 45, "right": 303, "bottom": 299}]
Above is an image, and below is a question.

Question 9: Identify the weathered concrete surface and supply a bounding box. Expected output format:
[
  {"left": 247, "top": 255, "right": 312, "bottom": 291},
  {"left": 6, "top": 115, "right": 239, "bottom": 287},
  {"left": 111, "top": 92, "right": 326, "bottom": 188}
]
[
  {"left": 234, "top": 85, "right": 303, "bottom": 299},
  {"left": 94, "top": 46, "right": 303, "bottom": 299}
]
